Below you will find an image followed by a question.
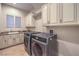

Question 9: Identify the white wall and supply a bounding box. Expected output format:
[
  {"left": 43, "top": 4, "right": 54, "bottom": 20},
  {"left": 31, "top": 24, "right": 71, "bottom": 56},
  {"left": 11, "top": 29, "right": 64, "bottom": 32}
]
[
  {"left": 0, "top": 4, "right": 1, "bottom": 18},
  {"left": 0, "top": 4, "right": 27, "bottom": 32},
  {"left": 0, "top": 4, "right": 4, "bottom": 32}
]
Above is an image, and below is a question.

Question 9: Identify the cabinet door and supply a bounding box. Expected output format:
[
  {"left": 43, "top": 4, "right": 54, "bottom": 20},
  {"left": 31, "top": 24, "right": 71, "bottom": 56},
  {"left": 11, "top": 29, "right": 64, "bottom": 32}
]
[
  {"left": 3, "top": 35, "right": 8, "bottom": 48},
  {"left": 29, "top": 14, "right": 32, "bottom": 26},
  {"left": 49, "top": 3, "right": 59, "bottom": 24},
  {"left": 19, "top": 33, "right": 24, "bottom": 43},
  {"left": 26, "top": 14, "right": 31, "bottom": 26},
  {"left": 63, "top": 3, "right": 75, "bottom": 23},
  {"left": 0, "top": 36, "right": 4, "bottom": 49},
  {"left": 6, "top": 35, "right": 10, "bottom": 47},
  {"left": 77, "top": 3, "right": 79, "bottom": 23},
  {"left": 26, "top": 13, "right": 34, "bottom": 26},
  {"left": 0, "top": 35, "right": 8, "bottom": 48},
  {"left": 42, "top": 4, "right": 49, "bottom": 24},
  {"left": 15, "top": 34, "right": 20, "bottom": 44},
  {"left": 7, "top": 35, "right": 13, "bottom": 46},
  {"left": 10, "top": 34, "right": 16, "bottom": 45}
]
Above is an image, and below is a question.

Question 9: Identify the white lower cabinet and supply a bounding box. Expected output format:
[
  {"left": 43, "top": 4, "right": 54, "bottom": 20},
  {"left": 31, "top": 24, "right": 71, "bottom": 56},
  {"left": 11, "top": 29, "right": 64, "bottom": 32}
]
[
  {"left": 0, "top": 33, "right": 24, "bottom": 49},
  {"left": 3, "top": 35, "right": 8, "bottom": 48},
  {"left": 12, "top": 34, "right": 18, "bottom": 45},
  {"left": 0, "top": 36, "right": 4, "bottom": 49},
  {"left": 12, "top": 33, "right": 24, "bottom": 45}
]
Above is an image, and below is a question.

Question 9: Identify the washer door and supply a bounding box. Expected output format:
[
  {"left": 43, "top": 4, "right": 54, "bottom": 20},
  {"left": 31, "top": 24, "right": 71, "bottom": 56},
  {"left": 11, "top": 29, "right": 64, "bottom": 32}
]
[{"left": 32, "top": 42, "right": 43, "bottom": 56}]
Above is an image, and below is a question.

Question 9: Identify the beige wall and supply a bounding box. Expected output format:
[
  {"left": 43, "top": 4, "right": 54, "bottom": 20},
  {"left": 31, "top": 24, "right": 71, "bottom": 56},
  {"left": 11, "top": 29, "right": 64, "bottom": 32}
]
[
  {"left": 45, "top": 26, "right": 79, "bottom": 56},
  {"left": 37, "top": 11, "right": 79, "bottom": 55},
  {"left": 35, "top": 19, "right": 43, "bottom": 32},
  {"left": 0, "top": 4, "right": 27, "bottom": 32}
]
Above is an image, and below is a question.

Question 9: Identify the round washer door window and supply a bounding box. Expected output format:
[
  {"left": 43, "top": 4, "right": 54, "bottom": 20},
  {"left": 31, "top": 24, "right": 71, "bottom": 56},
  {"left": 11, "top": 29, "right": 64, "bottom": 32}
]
[{"left": 32, "top": 42, "right": 43, "bottom": 56}]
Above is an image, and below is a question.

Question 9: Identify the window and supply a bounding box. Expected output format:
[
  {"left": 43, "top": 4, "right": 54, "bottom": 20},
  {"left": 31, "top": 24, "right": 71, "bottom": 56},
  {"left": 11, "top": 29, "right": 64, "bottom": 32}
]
[
  {"left": 15, "top": 16, "right": 21, "bottom": 28},
  {"left": 7, "top": 15, "right": 21, "bottom": 28},
  {"left": 7, "top": 15, "right": 14, "bottom": 28}
]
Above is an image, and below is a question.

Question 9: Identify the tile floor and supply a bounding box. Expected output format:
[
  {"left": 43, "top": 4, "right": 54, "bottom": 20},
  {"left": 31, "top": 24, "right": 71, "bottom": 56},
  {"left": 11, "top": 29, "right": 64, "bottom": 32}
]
[{"left": 0, "top": 44, "right": 29, "bottom": 56}]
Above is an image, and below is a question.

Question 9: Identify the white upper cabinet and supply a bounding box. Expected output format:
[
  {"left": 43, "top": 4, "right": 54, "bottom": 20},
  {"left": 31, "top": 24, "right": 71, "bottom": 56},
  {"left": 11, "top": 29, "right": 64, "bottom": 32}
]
[
  {"left": 42, "top": 4, "right": 49, "bottom": 24},
  {"left": 26, "top": 13, "right": 35, "bottom": 27},
  {"left": 43, "top": 3, "right": 79, "bottom": 27},
  {"left": 77, "top": 3, "right": 79, "bottom": 23},
  {"left": 62, "top": 3, "right": 75, "bottom": 23},
  {"left": 26, "top": 14, "right": 31, "bottom": 26},
  {"left": 42, "top": 4, "right": 60, "bottom": 25},
  {"left": 49, "top": 4, "right": 59, "bottom": 24}
]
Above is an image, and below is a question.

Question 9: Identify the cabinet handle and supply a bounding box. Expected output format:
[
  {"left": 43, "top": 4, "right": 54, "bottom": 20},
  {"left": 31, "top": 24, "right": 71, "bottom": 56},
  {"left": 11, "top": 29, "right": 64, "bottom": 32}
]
[
  {"left": 48, "top": 20, "right": 50, "bottom": 24},
  {"left": 13, "top": 38, "right": 15, "bottom": 40},
  {"left": 60, "top": 19, "right": 62, "bottom": 23},
  {"left": 5, "top": 40, "right": 6, "bottom": 42}
]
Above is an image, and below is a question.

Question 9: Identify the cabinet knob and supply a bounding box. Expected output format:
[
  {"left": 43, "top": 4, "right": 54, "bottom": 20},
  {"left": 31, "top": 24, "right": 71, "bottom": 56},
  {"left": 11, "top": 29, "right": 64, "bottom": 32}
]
[
  {"left": 60, "top": 19, "right": 62, "bottom": 23},
  {"left": 48, "top": 20, "right": 50, "bottom": 24},
  {"left": 50, "top": 38, "right": 52, "bottom": 40}
]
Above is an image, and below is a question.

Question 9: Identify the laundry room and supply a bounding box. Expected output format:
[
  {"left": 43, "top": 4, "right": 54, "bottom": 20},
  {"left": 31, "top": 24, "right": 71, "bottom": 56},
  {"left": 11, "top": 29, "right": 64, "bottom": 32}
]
[{"left": 0, "top": 3, "right": 79, "bottom": 56}]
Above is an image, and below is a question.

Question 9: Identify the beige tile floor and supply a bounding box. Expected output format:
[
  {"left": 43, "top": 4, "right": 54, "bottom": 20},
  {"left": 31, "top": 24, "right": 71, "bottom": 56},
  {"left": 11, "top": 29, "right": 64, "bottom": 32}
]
[{"left": 0, "top": 44, "right": 29, "bottom": 56}]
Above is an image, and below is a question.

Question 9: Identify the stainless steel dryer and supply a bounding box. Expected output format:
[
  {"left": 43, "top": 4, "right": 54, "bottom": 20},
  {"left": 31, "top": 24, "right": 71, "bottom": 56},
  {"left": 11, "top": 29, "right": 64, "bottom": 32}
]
[{"left": 31, "top": 32, "right": 58, "bottom": 56}]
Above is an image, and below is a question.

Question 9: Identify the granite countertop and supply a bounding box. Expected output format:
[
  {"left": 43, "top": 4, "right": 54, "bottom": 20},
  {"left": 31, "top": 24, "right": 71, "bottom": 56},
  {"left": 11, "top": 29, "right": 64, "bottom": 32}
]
[{"left": 0, "top": 30, "right": 27, "bottom": 36}]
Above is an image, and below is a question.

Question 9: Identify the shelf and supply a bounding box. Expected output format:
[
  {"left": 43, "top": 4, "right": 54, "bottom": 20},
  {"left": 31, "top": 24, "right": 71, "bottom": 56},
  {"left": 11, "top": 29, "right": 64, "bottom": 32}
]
[{"left": 43, "top": 23, "right": 79, "bottom": 27}]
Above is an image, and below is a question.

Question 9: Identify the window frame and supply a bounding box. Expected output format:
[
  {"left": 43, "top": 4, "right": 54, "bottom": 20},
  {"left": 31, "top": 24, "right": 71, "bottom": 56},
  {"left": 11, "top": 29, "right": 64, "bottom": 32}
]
[
  {"left": 6, "top": 15, "right": 14, "bottom": 28},
  {"left": 15, "top": 16, "right": 21, "bottom": 28},
  {"left": 6, "top": 14, "right": 22, "bottom": 28}
]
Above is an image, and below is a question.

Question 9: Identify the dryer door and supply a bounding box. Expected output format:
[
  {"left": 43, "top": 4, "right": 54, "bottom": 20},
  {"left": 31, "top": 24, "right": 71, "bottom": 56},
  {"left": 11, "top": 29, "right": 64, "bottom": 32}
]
[
  {"left": 32, "top": 42, "right": 43, "bottom": 56},
  {"left": 32, "top": 39, "right": 47, "bottom": 56}
]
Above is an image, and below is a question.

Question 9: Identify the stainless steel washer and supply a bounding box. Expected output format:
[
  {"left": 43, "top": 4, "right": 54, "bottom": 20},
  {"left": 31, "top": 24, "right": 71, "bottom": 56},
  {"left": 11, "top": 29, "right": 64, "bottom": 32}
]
[{"left": 24, "top": 32, "right": 41, "bottom": 55}]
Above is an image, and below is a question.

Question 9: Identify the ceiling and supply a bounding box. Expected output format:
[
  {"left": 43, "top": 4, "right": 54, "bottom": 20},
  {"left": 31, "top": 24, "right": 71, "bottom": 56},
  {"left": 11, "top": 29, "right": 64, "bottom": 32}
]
[{"left": 4, "top": 3, "right": 45, "bottom": 13}]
